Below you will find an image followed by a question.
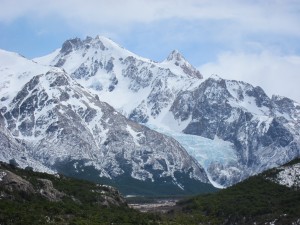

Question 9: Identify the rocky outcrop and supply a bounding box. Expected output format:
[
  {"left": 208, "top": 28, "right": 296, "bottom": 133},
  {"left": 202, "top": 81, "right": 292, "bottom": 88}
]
[
  {"left": 37, "top": 178, "right": 65, "bottom": 201},
  {"left": 0, "top": 170, "right": 35, "bottom": 195},
  {"left": 0, "top": 169, "right": 64, "bottom": 201},
  {"left": 0, "top": 162, "right": 127, "bottom": 207},
  {"left": 96, "top": 184, "right": 127, "bottom": 207}
]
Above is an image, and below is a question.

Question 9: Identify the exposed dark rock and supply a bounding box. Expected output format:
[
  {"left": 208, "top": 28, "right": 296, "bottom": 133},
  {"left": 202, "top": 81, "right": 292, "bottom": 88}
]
[
  {"left": 60, "top": 38, "right": 82, "bottom": 55},
  {"left": 72, "top": 63, "right": 89, "bottom": 79},
  {"left": 50, "top": 74, "right": 69, "bottom": 87},
  {"left": 105, "top": 57, "right": 114, "bottom": 73},
  {"left": 264, "top": 119, "right": 294, "bottom": 147}
]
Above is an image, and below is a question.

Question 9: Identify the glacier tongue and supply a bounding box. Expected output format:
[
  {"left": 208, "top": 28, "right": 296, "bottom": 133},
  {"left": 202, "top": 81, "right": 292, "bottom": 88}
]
[{"left": 146, "top": 124, "right": 238, "bottom": 188}]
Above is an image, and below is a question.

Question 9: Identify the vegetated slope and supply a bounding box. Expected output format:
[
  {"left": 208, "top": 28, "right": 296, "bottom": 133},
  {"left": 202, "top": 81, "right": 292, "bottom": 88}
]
[
  {"left": 1, "top": 159, "right": 299, "bottom": 224},
  {"left": 0, "top": 161, "right": 160, "bottom": 225},
  {"left": 168, "top": 158, "right": 300, "bottom": 225},
  {"left": 0, "top": 49, "right": 214, "bottom": 196}
]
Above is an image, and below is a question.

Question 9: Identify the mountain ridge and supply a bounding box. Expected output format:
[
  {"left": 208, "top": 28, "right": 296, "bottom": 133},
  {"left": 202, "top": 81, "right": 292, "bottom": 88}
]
[
  {"left": 0, "top": 50, "right": 215, "bottom": 195},
  {"left": 1, "top": 35, "right": 299, "bottom": 190}
]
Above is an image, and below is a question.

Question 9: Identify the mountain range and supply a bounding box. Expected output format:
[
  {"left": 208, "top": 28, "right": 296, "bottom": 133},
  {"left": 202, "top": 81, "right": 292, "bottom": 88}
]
[
  {"left": 0, "top": 47, "right": 212, "bottom": 195},
  {"left": 0, "top": 35, "right": 299, "bottom": 194}
]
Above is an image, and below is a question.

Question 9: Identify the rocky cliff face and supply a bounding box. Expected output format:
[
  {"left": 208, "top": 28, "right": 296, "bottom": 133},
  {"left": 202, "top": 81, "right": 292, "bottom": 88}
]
[{"left": 170, "top": 75, "right": 300, "bottom": 185}]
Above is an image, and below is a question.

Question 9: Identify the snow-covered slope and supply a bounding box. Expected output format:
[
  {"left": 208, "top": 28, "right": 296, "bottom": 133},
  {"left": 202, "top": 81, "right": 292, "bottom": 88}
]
[
  {"left": 0, "top": 49, "right": 213, "bottom": 195},
  {"left": 0, "top": 49, "right": 59, "bottom": 108},
  {"left": 35, "top": 36, "right": 203, "bottom": 124},
  {"left": 0, "top": 113, "right": 53, "bottom": 173}
]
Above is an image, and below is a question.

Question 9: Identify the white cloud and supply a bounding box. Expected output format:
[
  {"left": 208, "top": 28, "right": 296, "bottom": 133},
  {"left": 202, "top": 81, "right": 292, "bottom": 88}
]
[
  {"left": 199, "top": 51, "right": 300, "bottom": 103},
  {"left": 1, "top": 0, "right": 300, "bottom": 37}
]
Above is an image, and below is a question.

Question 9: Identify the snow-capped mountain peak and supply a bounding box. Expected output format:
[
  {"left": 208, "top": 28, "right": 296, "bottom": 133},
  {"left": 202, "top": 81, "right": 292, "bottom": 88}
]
[
  {"left": 56, "top": 36, "right": 151, "bottom": 63},
  {"left": 34, "top": 36, "right": 204, "bottom": 124},
  {"left": 161, "top": 49, "right": 203, "bottom": 79},
  {"left": 59, "top": 35, "right": 123, "bottom": 53},
  {"left": 166, "top": 49, "right": 185, "bottom": 62},
  {"left": 95, "top": 35, "right": 126, "bottom": 51}
]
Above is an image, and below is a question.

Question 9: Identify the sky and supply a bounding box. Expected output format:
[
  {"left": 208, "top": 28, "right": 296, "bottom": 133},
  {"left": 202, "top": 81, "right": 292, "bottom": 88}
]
[{"left": 0, "top": 0, "right": 300, "bottom": 102}]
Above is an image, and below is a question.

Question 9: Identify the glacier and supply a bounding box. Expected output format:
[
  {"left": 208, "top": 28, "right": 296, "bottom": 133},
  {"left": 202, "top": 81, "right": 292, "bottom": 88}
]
[{"left": 146, "top": 124, "right": 237, "bottom": 188}]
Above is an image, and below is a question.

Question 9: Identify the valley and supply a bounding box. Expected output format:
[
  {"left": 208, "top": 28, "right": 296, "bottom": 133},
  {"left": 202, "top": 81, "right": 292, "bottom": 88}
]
[{"left": 128, "top": 198, "right": 178, "bottom": 213}]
